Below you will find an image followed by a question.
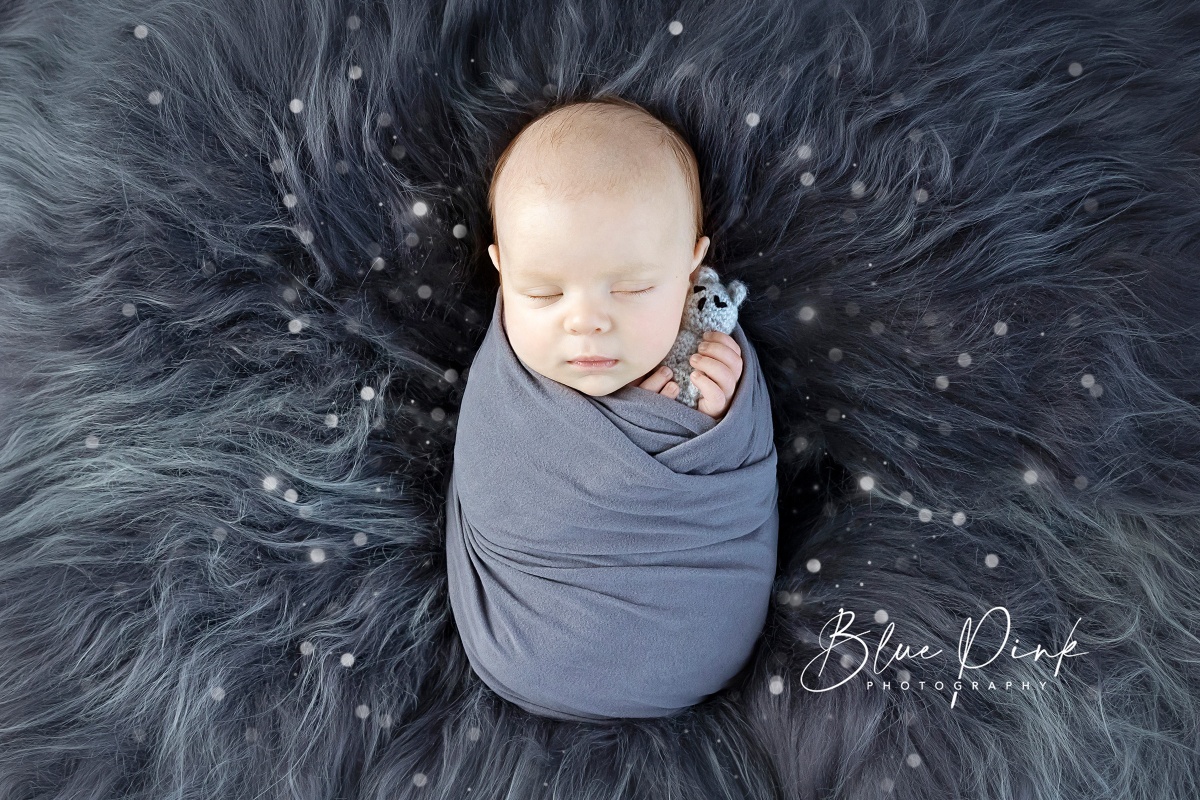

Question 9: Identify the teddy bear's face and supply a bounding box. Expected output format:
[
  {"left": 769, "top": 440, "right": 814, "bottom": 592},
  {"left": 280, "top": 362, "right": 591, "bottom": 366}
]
[{"left": 683, "top": 269, "right": 742, "bottom": 330}]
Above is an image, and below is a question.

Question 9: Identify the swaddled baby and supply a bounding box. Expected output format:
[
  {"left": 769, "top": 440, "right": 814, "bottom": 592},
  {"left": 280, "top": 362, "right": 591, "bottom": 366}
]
[{"left": 445, "top": 96, "right": 780, "bottom": 721}]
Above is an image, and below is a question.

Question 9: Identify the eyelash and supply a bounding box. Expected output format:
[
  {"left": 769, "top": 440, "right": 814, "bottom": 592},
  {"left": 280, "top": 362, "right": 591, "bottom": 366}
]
[{"left": 525, "top": 288, "right": 654, "bottom": 300}]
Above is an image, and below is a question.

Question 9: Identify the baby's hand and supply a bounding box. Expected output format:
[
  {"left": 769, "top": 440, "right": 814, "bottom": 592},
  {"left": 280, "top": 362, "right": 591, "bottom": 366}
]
[
  {"left": 636, "top": 364, "right": 683, "bottom": 400},
  {"left": 689, "top": 330, "right": 742, "bottom": 421},
  {"left": 635, "top": 332, "right": 743, "bottom": 421}
]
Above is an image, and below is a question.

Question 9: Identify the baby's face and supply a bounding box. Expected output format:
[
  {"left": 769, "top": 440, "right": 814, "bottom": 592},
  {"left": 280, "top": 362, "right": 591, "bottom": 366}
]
[{"left": 489, "top": 188, "right": 709, "bottom": 397}]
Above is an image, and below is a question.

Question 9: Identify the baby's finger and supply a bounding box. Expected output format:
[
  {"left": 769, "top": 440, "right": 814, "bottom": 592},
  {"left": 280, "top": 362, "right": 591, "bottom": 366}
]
[
  {"left": 699, "top": 363, "right": 737, "bottom": 404},
  {"left": 703, "top": 344, "right": 743, "bottom": 375},
  {"left": 704, "top": 330, "right": 741, "bottom": 357},
  {"left": 688, "top": 353, "right": 734, "bottom": 391},
  {"left": 637, "top": 364, "right": 674, "bottom": 392},
  {"left": 691, "top": 371, "right": 727, "bottom": 416},
  {"left": 699, "top": 339, "right": 743, "bottom": 371}
]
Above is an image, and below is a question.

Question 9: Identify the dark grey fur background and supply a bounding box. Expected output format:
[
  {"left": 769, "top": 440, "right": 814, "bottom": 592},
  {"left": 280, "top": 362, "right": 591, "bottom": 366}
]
[{"left": 1, "top": 0, "right": 1199, "bottom": 797}]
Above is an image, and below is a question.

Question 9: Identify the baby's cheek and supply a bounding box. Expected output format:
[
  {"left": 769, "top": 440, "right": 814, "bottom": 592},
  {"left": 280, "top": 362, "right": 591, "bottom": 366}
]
[{"left": 643, "top": 309, "right": 681, "bottom": 362}]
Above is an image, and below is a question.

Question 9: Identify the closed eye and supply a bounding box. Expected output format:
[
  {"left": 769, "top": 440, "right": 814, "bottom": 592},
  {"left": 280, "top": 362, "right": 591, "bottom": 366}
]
[{"left": 525, "top": 287, "right": 654, "bottom": 300}]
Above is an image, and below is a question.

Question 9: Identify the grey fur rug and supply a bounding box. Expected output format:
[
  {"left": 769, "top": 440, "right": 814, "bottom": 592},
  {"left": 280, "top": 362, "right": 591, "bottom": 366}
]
[{"left": 1, "top": 0, "right": 1199, "bottom": 797}]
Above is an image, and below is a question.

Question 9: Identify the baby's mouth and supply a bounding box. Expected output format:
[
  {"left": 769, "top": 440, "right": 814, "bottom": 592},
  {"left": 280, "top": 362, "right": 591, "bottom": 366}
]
[{"left": 568, "top": 357, "right": 618, "bottom": 370}]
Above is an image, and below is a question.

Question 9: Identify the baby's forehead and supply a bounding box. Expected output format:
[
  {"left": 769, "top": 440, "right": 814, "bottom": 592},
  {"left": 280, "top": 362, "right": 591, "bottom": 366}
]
[{"left": 497, "top": 121, "right": 681, "bottom": 206}]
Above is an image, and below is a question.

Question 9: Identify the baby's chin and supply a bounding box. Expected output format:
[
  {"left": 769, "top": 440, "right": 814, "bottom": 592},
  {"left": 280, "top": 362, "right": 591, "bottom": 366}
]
[
  {"left": 519, "top": 354, "right": 659, "bottom": 396},
  {"left": 547, "top": 366, "right": 644, "bottom": 396},
  {"left": 560, "top": 374, "right": 627, "bottom": 397}
]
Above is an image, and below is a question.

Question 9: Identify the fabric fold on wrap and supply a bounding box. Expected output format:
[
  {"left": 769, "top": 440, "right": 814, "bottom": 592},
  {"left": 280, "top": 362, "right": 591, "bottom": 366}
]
[{"left": 445, "top": 288, "right": 779, "bottom": 721}]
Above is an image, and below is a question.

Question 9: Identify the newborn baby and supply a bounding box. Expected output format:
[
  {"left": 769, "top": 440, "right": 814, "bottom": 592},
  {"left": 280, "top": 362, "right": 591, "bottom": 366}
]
[
  {"left": 485, "top": 98, "right": 743, "bottom": 421},
  {"left": 445, "top": 97, "right": 779, "bottom": 722}
]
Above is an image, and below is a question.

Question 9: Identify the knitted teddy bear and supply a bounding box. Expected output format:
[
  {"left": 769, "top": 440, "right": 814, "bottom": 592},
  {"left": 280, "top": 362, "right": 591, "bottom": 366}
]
[{"left": 661, "top": 265, "right": 748, "bottom": 408}]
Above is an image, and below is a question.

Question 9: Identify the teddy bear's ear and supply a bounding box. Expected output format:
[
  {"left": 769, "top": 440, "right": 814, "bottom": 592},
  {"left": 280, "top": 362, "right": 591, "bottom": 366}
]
[
  {"left": 729, "top": 280, "right": 748, "bottom": 307},
  {"left": 698, "top": 265, "right": 718, "bottom": 283}
]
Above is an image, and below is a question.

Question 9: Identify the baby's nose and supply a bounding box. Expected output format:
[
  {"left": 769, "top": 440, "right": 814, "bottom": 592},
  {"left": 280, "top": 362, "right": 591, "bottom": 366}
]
[{"left": 566, "top": 313, "right": 610, "bottom": 335}]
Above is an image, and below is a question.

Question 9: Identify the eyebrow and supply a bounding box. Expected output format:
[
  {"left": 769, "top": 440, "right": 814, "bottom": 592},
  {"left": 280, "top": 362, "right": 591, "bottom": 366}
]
[{"left": 509, "top": 263, "right": 660, "bottom": 281}]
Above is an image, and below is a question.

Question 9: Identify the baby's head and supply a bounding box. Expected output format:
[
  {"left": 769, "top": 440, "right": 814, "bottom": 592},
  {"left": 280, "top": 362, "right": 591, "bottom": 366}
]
[{"left": 486, "top": 96, "right": 710, "bottom": 396}]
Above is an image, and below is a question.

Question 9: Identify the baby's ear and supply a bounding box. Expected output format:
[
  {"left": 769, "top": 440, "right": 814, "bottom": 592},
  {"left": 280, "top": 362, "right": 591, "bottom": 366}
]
[{"left": 487, "top": 244, "right": 501, "bottom": 272}]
